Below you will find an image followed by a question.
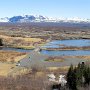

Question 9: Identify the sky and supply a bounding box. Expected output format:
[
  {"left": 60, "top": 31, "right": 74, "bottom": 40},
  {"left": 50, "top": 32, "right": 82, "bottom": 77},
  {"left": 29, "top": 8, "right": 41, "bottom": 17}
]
[{"left": 0, "top": 0, "right": 90, "bottom": 18}]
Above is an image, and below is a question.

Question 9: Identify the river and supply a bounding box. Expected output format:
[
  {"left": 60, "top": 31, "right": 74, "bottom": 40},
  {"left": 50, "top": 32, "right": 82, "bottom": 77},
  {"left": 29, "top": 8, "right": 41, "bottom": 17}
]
[{"left": 0, "top": 39, "right": 90, "bottom": 56}]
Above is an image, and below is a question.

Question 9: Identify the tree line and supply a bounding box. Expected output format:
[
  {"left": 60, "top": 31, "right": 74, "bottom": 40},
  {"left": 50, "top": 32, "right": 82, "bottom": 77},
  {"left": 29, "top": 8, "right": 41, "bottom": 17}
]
[{"left": 67, "top": 62, "right": 90, "bottom": 90}]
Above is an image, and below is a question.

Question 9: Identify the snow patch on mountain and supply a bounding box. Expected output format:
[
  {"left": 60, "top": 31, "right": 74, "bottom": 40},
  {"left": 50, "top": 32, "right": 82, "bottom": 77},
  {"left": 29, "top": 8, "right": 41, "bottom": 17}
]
[
  {"left": 0, "top": 15, "right": 90, "bottom": 23},
  {"left": 0, "top": 17, "right": 9, "bottom": 22}
]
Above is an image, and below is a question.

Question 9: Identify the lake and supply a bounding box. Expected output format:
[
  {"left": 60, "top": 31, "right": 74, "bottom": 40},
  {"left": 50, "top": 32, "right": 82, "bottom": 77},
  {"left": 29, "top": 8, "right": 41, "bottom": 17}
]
[
  {"left": 0, "top": 39, "right": 90, "bottom": 56},
  {"left": 42, "top": 39, "right": 90, "bottom": 48}
]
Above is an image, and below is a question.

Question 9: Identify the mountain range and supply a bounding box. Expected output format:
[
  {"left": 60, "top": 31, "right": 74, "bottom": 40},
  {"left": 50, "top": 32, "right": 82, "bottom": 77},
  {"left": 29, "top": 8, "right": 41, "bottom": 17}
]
[{"left": 0, "top": 15, "right": 90, "bottom": 23}]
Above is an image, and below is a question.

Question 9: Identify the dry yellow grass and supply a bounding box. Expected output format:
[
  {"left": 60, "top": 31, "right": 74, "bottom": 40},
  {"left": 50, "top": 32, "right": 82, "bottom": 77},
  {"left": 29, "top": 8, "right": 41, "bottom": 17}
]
[
  {"left": 0, "top": 35, "right": 42, "bottom": 43},
  {"left": 0, "top": 50, "right": 26, "bottom": 62},
  {"left": 0, "top": 50, "right": 28, "bottom": 76},
  {"left": 10, "top": 67, "right": 31, "bottom": 77},
  {"left": 14, "top": 55, "right": 26, "bottom": 62},
  {"left": 76, "top": 55, "right": 90, "bottom": 60},
  {"left": 35, "top": 72, "right": 46, "bottom": 77},
  {"left": 45, "top": 59, "right": 64, "bottom": 62},
  {"left": 0, "top": 63, "right": 15, "bottom": 76},
  {"left": 48, "top": 66, "right": 69, "bottom": 71},
  {"left": 0, "top": 50, "right": 31, "bottom": 76},
  {"left": 45, "top": 57, "right": 64, "bottom": 62},
  {"left": 0, "top": 63, "right": 31, "bottom": 77},
  {"left": 0, "top": 35, "right": 12, "bottom": 39},
  {"left": 0, "top": 35, "right": 44, "bottom": 49},
  {"left": 12, "top": 45, "right": 35, "bottom": 49},
  {"left": 23, "top": 37, "right": 42, "bottom": 42}
]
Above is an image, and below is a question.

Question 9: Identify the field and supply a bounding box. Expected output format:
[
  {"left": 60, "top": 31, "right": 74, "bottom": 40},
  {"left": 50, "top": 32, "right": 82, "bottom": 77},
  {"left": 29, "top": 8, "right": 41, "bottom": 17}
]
[
  {"left": 0, "top": 23, "right": 90, "bottom": 50},
  {"left": 0, "top": 50, "right": 26, "bottom": 62},
  {"left": 0, "top": 23, "right": 90, "bottom": 40},
  {"left": 0, "top": 34, "right": 44, "bottom": 49},
  {"left": 0, "top": 63, "right": 15, "bottom": 76},
  {"left": 0, "top": 51, "right": 28, "bottom": 76},
  {"left": 0, "top": 23, "right": 90, "bottom": 89}
]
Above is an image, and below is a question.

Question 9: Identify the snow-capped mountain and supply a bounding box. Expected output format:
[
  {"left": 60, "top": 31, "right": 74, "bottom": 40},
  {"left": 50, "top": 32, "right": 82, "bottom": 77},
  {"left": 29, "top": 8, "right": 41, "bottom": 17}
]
[
  {"left": 0, "top": 17, "right": 9, "bottom": 22},
  {"left": 0, "top": 15, "right": 90, "bottom": 23}
]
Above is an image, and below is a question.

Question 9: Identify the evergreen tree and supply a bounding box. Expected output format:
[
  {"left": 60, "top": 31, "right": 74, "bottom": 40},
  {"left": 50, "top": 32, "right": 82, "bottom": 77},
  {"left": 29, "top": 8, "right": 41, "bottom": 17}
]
[
  {"left": 84, "top": 66, "right": 90, "bottom": 85},
  {"left": 67, "top": 63, "right": 90, "bottom": 89},
  {"left": 0, "top": 39, "right": 3, "bottom": 46},
  {"left": 76, "top": 63, "right": 84, "bottom": 86},
  {"left": 67, "top": 64, "right": 77, "bottom": 90}
]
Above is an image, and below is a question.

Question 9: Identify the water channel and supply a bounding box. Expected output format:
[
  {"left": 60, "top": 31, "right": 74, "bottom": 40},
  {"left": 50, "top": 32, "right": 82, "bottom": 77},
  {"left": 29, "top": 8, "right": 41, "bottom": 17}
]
[{"left": 1, "top": 39, "right": 90, "bottom": 56}]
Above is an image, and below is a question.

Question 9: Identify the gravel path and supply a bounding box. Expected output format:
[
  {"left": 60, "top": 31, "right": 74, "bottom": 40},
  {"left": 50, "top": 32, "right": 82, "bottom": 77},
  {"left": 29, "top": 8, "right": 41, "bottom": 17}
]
[{"left": 18, "top": 51, "right": 86, "bottom": 68}]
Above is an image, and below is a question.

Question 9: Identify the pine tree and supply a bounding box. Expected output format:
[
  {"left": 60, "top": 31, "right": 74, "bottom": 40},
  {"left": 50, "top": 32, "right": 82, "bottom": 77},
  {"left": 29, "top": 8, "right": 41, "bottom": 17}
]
[
  {"left": 67, "top": 64, "right": 77, "bottom": 90},
  {"left": 84, "top": 66, "right": 90, "bottom": 85},
  {"left": 67, "top": 63, "right": 90, "bottom": 89},
  {"left": 0, "top": 39, "right": 3, "bottom": 46},
  {"left": 76, "top": 63, "right": 84, "bottom": 86}
]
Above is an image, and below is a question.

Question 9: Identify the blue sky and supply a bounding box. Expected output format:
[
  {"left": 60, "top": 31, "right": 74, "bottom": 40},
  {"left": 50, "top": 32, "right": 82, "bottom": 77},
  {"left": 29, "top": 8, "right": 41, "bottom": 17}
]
[{"left": 0, "top": 0, "right": 90, "bottom": 18}]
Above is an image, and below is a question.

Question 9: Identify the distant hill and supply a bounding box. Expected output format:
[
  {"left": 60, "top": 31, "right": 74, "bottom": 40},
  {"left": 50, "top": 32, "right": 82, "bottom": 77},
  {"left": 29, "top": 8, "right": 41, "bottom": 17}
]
[{"left": 0, "top": 15, "right": 90, "bottom": 23}]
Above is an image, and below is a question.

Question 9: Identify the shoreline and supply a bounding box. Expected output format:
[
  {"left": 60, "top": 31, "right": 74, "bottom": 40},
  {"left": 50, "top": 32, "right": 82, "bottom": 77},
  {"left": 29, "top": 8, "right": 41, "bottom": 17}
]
[
  {"left": 2, "top": 45, "right": 90, "bottom": 51},
  {"left": 42, "top": 46, "right": 90, "bottom": 51},
  {"left": 1, "top": 38, "right": 90, "bottom": 51}
]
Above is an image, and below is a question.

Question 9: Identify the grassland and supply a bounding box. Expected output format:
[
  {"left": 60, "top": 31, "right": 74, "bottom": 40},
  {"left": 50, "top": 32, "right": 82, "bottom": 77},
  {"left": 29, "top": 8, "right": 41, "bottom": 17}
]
[
  {"left": 0, "top": 24, "right": 90, "bottom": 89},
  {"left": 1, "top": 24, "right": 90, "bottom": 51},
  {"left": 0, "top": 51, "right": 28, "bottom": 76},
  {"left": 45, "top": 57, "right": 64, "bottom": 62},
  {"left": 0, "top": 63, "right": 15, "bottom": 76},
  {"left": 0, "top": 50, "right": 26, "bottom": 62},
  {"left": 0, "top": 35, "right": 45, "bottom": 49}
]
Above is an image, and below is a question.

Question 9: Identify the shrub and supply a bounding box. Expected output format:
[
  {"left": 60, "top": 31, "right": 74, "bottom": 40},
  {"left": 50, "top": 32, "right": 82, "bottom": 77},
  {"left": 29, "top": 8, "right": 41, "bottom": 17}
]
[{"left": 0, "top": 39, "right": 3, "bottom": 46}]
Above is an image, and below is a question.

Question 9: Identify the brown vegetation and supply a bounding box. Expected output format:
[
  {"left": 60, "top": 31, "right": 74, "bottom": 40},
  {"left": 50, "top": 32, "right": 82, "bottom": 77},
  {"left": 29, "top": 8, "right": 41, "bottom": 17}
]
[
  {"left": 43, "top": 46, "right": 90, "bottom": 51},
  {"left": 0, "top": 24, "right": 90, "bottom": 40},
  {"left": 45, "top": 57, "right": 64, "bottom": 62},
  {"left": 0, "top": 50, "right": 26, "bottom": 62},
  {"left": 0, "top": 35, "right": 44, "bottom": 49},
  {"left": 0, "top": 65, "right": 89, "bottom": 90},
  {"left": 0, "top": 64, "right": 69, "bottom": 90},
  {"left": 0, "top": 75, "right": 49, "bottom": 90},
  {"left": 0, "top": 23, "right": 90, "bottom": 89}
]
